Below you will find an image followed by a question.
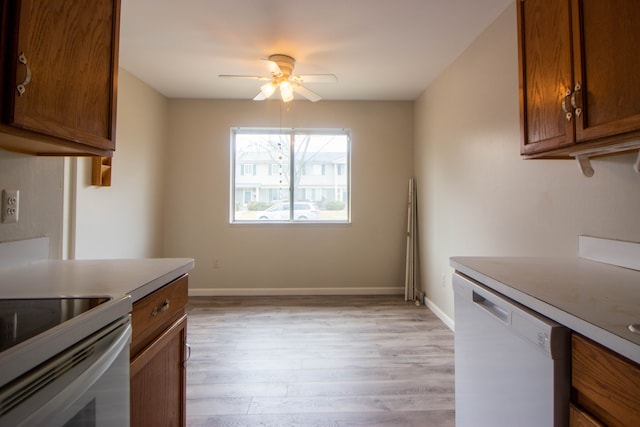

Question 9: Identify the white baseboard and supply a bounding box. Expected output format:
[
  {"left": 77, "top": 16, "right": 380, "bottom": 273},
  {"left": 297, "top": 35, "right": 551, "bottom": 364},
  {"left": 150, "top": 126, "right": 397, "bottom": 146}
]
[
  {"left": 425, "top": 296, "right": 455, "bottom": 332},
  {"left": 189, "top": 286, "right": 404, "bottom": 297}
]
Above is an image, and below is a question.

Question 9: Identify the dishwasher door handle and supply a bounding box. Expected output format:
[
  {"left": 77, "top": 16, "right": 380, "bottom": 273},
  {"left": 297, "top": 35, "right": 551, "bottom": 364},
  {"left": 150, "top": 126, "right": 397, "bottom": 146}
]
[
  {"left": 454, "top": 272, "right": 512, "bottom": 325},
  {"left": 472, "top": 291, "right": 510, "bottom": 324}
]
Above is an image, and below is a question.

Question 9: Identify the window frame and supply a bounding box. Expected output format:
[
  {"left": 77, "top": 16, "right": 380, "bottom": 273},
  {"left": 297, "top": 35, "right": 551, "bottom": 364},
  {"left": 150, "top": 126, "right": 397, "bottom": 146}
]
[{"left": 230, "top": 128, "right": 351, "bottom": 224}]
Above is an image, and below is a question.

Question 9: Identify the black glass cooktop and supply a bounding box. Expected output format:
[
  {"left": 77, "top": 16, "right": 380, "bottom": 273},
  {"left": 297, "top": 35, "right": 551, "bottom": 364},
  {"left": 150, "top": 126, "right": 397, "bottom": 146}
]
[{"left": 0, "top": 298, "right": 109, "bottom": 353}]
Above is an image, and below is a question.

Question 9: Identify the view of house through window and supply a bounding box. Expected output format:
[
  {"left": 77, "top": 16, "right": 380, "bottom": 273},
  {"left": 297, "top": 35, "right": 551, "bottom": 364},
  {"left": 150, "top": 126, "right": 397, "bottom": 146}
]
[{"left": 231, "top": 128, "right": 350, "bottom": 222}]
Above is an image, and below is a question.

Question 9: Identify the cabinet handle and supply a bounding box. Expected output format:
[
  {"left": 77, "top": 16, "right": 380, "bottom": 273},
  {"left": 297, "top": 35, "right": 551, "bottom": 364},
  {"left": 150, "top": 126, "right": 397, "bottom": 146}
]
[
  {"left": 561, "top": 87, "right": 573, "bottom": 121},
  {"left": 151, "top": 299, "right": 170, "bottom": 316},
  {"left": 571, "top": 82, "right": 582, "bottom": 117},
  {"left": 16, "top": 53, "right": 31, "bottom": 96},
  {"left": 184, "top": 343, "right": 192, "bottom": 367}
]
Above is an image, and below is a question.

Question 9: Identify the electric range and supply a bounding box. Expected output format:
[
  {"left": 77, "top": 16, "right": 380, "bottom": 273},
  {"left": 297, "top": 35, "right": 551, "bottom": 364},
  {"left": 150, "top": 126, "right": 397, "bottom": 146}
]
[
  {"left": 0, "top": 295, "right": 132, "bottom": 388},
  {"left": 0, "top": 296, "right": 132, "bottom": 426}
]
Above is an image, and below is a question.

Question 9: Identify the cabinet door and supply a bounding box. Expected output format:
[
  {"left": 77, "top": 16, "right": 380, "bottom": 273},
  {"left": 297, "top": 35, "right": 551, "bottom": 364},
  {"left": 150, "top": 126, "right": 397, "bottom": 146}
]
[
  {"left": 130, "top": 315, "right": 187, "bottom": 427},
  {"left": 5, "top": 0, "right": 119, "bottom": 151},
  {"left": 572, "top": 0, "right": 640, "bottom": 142},
  {"left": 518, "top": 0, "right": 575, "bottom": 155}
]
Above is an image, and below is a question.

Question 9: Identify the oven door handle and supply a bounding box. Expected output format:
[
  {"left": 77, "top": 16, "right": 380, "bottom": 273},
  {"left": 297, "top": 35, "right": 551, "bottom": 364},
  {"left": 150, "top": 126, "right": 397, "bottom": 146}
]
[
  {"left": 62, "top": 322, "right": 132, "bottom": 396},
  {"left": 18, "top": 322, "right": 132, "bottom": 426}
]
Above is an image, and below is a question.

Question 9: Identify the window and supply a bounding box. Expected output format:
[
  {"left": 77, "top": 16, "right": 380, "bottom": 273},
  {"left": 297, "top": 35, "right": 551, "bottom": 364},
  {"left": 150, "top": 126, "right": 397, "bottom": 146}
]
[
  {"left": 242, "top": 164, "right": 254, "bottom": 176},
  {"left": 231, "top": 128, "right": 350, "bottom": 223}
]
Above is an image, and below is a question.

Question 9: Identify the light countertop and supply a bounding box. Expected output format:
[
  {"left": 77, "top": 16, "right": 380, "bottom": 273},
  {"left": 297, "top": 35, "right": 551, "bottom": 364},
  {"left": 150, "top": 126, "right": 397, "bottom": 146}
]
[
  {"left": 450, "top": 256, "right": 640, "bottom": 365},
  {"left": 0, "top": 258, "right": 194, "bottom": 302}
]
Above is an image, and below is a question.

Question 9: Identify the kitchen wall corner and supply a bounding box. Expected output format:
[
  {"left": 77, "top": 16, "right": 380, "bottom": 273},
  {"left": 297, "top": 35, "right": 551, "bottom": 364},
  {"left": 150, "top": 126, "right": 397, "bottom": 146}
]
[
  {"left": 71, "top": 69, "right": 170, "bottom": 259},
  {"left": 414, "top": 2, "right": 640, "bottom": 322},
  {"left": 0, "top": 150, "right": 64, "bottom": 259},
  {"left": 1, "top": 68, "right": 169, "bottom": 262}
]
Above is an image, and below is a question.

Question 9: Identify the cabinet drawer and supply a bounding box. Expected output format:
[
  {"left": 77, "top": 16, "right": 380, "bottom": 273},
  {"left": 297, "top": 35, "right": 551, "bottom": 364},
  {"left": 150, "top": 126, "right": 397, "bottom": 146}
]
[
  {"left": 569, "top": 403, "right": 603, "bottom": 427},
  {"left": 571, "top": 333, "right": 640, "bottom": 427},
  {"left": 131, "top": 275, "right": 188, "bottom": 356}
]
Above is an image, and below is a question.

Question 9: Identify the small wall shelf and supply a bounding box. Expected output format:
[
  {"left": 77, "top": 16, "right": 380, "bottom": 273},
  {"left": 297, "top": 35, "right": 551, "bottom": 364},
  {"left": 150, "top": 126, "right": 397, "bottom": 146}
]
[{"left": 91, "top": 156, "right": 112, "bottom": 186}]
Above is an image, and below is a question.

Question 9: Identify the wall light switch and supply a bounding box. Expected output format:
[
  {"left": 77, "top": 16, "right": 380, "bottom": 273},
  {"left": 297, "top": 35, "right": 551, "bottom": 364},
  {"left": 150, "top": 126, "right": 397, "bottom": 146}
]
[{"left": 2, "top": 189, "right": 19, "bottom": 224}]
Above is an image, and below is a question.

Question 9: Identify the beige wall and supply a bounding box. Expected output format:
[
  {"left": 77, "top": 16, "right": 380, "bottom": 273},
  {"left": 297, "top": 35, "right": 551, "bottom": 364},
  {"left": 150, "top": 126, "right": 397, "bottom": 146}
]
[
  {"left": 72, "top": 69, "right": 169, "bottom": 259},
  {"left": 164, "top": 99, "right": 414, "bottom": 294},
  {"left": 414, "top": 3, "right": 640, "bottom": 323}
]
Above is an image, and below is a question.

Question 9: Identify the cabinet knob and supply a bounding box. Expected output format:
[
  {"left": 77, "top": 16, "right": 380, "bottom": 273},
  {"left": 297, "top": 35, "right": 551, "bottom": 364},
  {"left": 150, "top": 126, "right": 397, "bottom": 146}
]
[{"left": 16, "top": 53, "right": 32, "bottom": 96}]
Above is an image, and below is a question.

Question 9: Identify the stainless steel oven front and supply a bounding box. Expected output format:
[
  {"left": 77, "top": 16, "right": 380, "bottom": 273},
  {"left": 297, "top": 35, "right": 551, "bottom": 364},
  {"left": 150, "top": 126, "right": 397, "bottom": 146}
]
[{"left": 0, "top": 316, "right": 131, "bottom": 427}]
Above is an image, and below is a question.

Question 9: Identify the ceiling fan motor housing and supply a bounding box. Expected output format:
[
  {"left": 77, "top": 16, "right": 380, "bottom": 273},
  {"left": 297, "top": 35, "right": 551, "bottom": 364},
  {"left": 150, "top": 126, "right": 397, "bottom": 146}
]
[{"left": 269, "top": 54, "right": 295, "bottom": 77}]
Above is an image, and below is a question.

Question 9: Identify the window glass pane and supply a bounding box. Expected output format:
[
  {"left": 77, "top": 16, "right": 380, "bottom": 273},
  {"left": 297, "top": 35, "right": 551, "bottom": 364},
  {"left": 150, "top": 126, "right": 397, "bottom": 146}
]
[
  {"left": 233, "top": 132, "right": 290, "bottom": 221},
  {"left": 232, "top": 129, "right": 350, "bottom": 223},
  {"left": 293, "top": 133, "right": 349, "bottom": 222}
]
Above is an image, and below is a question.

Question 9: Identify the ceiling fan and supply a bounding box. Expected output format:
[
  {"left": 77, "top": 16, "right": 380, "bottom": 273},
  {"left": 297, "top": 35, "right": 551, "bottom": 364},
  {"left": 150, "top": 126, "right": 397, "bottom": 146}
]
[{"left": 219, "top": 54, "right": 337, "bottom": 102}]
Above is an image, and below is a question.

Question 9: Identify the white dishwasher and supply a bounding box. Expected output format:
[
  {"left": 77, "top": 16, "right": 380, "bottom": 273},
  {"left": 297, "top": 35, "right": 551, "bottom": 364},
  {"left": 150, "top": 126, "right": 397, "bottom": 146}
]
[{"left": 453, "top": 272, "right": 570, "bottom": 427}]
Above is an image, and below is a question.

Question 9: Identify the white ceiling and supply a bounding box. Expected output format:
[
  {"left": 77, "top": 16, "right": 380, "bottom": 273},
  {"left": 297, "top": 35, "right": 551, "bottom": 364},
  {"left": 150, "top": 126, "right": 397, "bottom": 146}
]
[{"left": 119, "top": 0, "right": 512, "bottom": 101}]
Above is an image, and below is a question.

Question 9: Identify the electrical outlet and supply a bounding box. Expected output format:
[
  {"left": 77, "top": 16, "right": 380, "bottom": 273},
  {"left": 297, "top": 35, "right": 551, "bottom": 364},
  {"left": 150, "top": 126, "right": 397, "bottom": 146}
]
[
  {"left": 213, "top": 258, "right": 221, "bottom": 269},
  {"left": 1, "top": 189, "right": 19, "bottom": 224}
]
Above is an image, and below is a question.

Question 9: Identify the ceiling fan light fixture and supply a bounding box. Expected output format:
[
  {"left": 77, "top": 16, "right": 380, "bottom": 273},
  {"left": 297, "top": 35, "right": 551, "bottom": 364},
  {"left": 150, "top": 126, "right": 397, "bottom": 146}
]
[
  {"left": 220, "top": 54, "right": 335, "bottom": 102},
  {"left": 279, "top": 81, "right": 294, "bottom": 102},
  {"left": 260, "top": 82, "right": 277, "bottom": 98}
]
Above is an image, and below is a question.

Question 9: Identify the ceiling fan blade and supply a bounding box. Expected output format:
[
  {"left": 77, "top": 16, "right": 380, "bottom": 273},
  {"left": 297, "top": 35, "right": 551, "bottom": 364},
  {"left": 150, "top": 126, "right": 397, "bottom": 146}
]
[
  {"left": 219, "top": 74, "right": 271, "bottom": 81},
  {"left": 294, "top": 74, "right": 338, "bottom": 83},
  {"left": 294, "top": 85, "right": 322, "bottom": 102},
  {"left": 262, "top": 58, "right": 282, "bottom": 76}
]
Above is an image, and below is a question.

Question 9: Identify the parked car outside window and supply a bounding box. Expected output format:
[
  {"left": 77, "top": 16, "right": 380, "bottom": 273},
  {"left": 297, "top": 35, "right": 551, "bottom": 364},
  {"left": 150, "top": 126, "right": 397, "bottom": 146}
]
[{"left": 258, "top": 202, "right": 320, "bottom": 221}]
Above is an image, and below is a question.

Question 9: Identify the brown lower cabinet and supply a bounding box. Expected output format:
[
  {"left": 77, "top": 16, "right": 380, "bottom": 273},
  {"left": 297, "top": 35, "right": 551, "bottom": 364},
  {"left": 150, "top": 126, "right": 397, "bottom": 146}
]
[
  {"left": 570, "top": 333, "right": 640, "bottom": 427},
  {"left": 130, "top": 275, "right": 189, "bottom": 427}
]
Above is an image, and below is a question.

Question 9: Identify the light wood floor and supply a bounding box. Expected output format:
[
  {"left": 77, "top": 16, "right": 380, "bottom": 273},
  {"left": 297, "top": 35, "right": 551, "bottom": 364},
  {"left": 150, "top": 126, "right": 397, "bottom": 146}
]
[{"left": 185, "top": 295, "right": 455, "bottom": 427}]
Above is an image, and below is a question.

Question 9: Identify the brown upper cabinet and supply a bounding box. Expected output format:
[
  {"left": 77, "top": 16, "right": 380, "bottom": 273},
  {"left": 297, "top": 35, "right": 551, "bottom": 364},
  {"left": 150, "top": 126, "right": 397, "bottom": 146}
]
[
  {"left": 518, "top": 0, "right": 640, "bottom": 158},
  {"left": 0, "top": 0, "right": 120, "bottom": 156}
]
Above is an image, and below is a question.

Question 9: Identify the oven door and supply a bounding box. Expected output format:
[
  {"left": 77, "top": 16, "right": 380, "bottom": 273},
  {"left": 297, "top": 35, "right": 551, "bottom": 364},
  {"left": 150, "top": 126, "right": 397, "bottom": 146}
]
[{"left": 0, "top": 316, "right": 131, "bottom": 427}]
